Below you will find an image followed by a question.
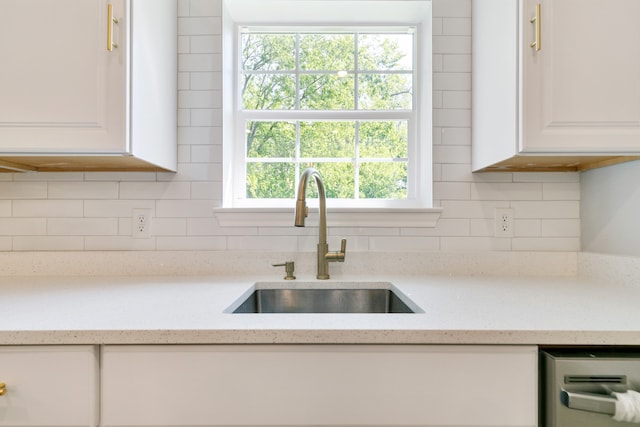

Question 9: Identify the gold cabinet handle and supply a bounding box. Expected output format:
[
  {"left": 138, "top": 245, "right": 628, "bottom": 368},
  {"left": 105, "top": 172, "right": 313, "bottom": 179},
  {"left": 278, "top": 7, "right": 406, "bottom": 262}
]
[
  {"left": 107, "top": 3, "right": 119, "bottom": 52},
  {"left": 0, "top": 382, "right": 6, "bottom": 396},
  {"left": 530, "top": 3, "right": 541, "bottom": 51}
]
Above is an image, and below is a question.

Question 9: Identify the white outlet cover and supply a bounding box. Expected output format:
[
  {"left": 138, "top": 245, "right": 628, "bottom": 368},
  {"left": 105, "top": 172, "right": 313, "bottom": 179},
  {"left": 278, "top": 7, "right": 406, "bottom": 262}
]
[{"left": 494, "top": 208, "right": 514, "bottom": 238}]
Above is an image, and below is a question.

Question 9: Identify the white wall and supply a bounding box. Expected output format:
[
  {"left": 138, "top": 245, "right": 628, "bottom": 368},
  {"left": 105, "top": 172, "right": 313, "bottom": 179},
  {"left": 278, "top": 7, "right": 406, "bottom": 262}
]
[
  {"left": 0, "top": 0, "right": 580, "bottom": 253},
  {"left": 581, "top": 160, "right": 640, "bottom": 256}
]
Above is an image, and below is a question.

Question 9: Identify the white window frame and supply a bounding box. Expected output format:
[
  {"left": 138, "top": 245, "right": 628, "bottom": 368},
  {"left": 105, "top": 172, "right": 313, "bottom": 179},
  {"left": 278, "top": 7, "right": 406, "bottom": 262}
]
[{"left": 217, "top": 0, "right": 441, "bottom": 227}]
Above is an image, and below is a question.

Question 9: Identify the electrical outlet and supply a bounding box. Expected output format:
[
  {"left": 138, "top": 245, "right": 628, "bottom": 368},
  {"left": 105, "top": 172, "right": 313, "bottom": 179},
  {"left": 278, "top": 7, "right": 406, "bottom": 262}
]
[
  {"left": 132, "top": 208, "right": 152, "bottom": 238},
  {"left": 494, "top": 208, "right": 514, "bottom": 238}
]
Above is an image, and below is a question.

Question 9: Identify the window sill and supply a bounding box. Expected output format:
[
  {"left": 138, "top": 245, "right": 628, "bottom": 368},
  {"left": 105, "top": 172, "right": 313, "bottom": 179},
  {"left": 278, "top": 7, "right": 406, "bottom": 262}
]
[{"left": 213, "top": 207, "right": 442, "bottom": 228}]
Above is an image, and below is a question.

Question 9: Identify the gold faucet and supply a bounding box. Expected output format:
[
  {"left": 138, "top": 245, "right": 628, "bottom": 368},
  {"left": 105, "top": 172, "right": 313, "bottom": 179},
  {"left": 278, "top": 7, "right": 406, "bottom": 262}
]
[{"left": 294, "top": 168, "right": 347, "bottom": 279}]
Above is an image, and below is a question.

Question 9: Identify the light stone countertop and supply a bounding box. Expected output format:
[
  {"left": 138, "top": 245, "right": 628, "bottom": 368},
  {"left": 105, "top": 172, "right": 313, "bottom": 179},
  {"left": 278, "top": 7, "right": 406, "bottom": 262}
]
[{"left": 1, "top": 273, "right": 639, "bottom": 346}]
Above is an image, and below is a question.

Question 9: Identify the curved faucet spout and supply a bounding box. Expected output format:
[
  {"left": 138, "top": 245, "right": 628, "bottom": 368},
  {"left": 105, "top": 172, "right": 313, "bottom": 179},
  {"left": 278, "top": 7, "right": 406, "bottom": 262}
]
[
  {"left": 294, "top": 168, "right": 345, "bottom": 279},
  {"left": 294, "top": 168, "right": 327, "bottom": 244}
]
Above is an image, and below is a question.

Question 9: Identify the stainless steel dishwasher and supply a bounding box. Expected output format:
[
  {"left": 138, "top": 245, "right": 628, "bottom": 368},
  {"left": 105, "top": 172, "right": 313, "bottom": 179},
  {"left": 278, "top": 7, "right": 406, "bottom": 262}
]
[{"left": 542, "top": 349, "right": 640, "bottom": 426}]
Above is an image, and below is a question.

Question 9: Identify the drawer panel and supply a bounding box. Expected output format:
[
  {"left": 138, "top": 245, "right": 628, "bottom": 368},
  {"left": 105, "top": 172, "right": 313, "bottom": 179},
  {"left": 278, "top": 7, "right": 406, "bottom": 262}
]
[{"left": 0, "top": 345, "right": 98, "bottom": 427}]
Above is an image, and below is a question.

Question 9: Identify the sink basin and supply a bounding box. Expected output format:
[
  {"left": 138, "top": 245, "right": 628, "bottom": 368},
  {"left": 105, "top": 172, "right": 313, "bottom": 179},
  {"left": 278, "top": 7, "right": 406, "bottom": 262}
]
[{"left": 229, "top": 283, "right": 420, "bottom": 314}]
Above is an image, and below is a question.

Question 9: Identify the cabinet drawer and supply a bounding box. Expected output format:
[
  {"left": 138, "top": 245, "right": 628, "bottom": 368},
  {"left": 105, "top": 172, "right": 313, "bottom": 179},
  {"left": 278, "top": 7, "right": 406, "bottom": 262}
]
[
  {"left": 102, "top": 345, "right": 537, "bottom": 426},
  {"left": 0, "top": 346, "right": 98, "bottom": 427}
]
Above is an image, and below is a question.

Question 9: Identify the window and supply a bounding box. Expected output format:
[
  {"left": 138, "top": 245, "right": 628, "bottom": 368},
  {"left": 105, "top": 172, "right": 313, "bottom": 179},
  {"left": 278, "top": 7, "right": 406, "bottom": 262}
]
[
  {"left": 240, "top": 28, "right": 414, "bottom": 205},
  {"left": 221, "top": 0, "right": 437, "bottom": 224}
]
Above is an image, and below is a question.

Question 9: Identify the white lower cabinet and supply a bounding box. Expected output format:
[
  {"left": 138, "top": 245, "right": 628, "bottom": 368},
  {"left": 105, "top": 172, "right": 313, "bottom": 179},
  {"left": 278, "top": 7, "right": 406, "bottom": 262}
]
[
  {"left": 101, "top": 345, "right": 538, "bottom": 426},
  {"left": 0, "top": 346, "right": 98, "bottom": 427}
]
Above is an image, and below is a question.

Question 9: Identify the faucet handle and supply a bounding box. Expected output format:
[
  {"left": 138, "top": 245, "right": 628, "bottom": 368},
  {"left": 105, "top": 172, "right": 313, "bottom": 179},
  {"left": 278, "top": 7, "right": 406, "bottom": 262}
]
[
  {"left": 272, "top": 261, "right": 296, "bottom": 280},
  {"left": 326, "top": 239, "right": 347, "bottom": 263}
]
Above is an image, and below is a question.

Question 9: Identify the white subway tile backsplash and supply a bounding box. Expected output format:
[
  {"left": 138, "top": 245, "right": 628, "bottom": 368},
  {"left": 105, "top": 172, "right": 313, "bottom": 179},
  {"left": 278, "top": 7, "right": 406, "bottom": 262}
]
[
  {"left": 369, "top": 236, "right": 439, "bottom": 252},
  {"left": 434, "top": 109, "right": 471, "bottom": 127},
  {"left": 120, "top": 182, "right": 191, "bottom": 200},
  {"left": 153, "top": 218, "right": 188, "bottom": 236},
  {"left": 177, "top": 108, "right": 191, "bottom": 126},
  {"left": 178, "top": 126, "right": 219, "bottom": 145},
  {"left": 440, "top": 200, "right": 509, "bottom": 219},
  {"left": 13, "top": 236, "right": 84, "bottom": 251},
  {"left": 440, "top": 163, "right": 473, "bottom": 182},
  {"left": 512, "top": 237, "right": 580, "bottom": 252},
  {"left": 442, "top": 91, "right": 471, "bottom": 109},
  {"left": 84, "top": 200, "right": 154, "bottom": 218},
  {"left": 433, "top": 145, "right": 471, "bottom": 164},
  {"left": 442, "top": 54, "right": 471, "bottom": 72},
  {"left": 432, "top": 36, "right": 471, "bottom": 55},
  {"left": 178, "top": 36, "right": 190, "bottom": 54},
  {"left": 48, "top": 218, "right": 118, "bottom": 236},
  {"left": 179, "top": 53, "right": 221, "bottom": 72},
  {"left": 156, "top": 199, "right": 215, "bottom": 218},
  {"left": 188, "top": 218, "right": 256, "bottom": 236},
  {"left": 191, "top": 35, "right": 221, "bottom": 53},
  {"left": 173, "top": 163, "right": 221, "bottom": 182},
  {"left": 177, "top": 145, "right": 192, "bottom": 163},
  {"left": 514, "top": 172, "right": 580, "bottom": 183},
  {"left": 0, "top": 200, "right": 13, "bottom": 217},
  {"left": 84, "top": 236, "right": 157, "bottom": 251},
  {"left": 512, "top": 201, "right": 580, "bottom": 219},
  {"left": 433, "top": 0, "right": 471, "bottom": 18},
  {"left": 432, "top": 90, "right": 443, "bottom": 109},
  {"left": 332, "top": 227, "right": 399, "bottom": 237},
  {"left": 177, "top": 0, "right": 190, "bottom": 17},
  {"left": 179, "top": 90, "right": 221, "bottom": 109},
  {"left": 0, "top": 182, "right": 46, "bottom": 199},
  {"left": 514, "top": 219, "right": 542, "bottom": 237},
  {"left": 156, "top": 236, "right": 226, "bottom": 250},
  {"left": 471, "top": 183, "right": 542, "bottom": 201},
  {"left": 403, "top": 218, "right": 470, "bottom": 237},
  {"left": 48, "top": 182, "right": 119, "bottom": 199},
  {"left": 191, "top": 181, "right": 221, "bottom": 200},
  {"left": 228, "top": 236, "right": 298, "bottom": 252},
  {"left": 178, "top": 17, "right": 222, "bottom": 35},
  {"left": 14, "top": 172, "right": 83, "bottom": 182},
  {"left": 469, "top": 218, "right": 493, "bottom": 237},
  {"left": 13, "top": 200, "right": 83, "bottom": 218},
  {"left": 433, "top": 182, "right": 471, "bottom": 200},
  {"left": 440, "top": 127, "right": 471, "bottom": 146},
  {"left": 432, "top": 54, "right": 443, "bottom": 72},
  {"left": 85, "top": 172, "right": 157, "bottom": 182},
  {"left": 441, "top": 236, "right": 511, "bottom": 252},
  {"left": 189, "top": 0, "right": 222, "bottom": 17},
  {"left": 442, "top": 18, "right": 471, "bottom": 36},
  {"left": 542, "top": 219, "right": 580, "bottom": 237},
  {"left": 543, "top": 182, "right": 581, "bottom": 201},
  {"left": 0, "top": 237, "right": 11, "bottom": 250},
  {"left": 0, "top": 0, "right": 583, "bottom": 255},
  {"left": 190, "top": 108, "right": 222, "bottom": 126},
  {"left": 0, "top": 219, "right": 46, "bottom": 236},
  {"left": 191, "top": 145, "right": 221, "bottom": 164},
  {"left": 190, "top": 72, "right": 220, "bottom": 90},
  {"left": 433, "top": 72, "right": 471, "bottom": 91}
]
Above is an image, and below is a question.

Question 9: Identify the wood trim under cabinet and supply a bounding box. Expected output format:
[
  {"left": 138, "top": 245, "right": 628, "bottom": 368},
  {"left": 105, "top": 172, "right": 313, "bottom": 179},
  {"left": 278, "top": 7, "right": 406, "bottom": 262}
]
[
  {"left": 0, "top": 156, "right": 175, "bottom": 172},
  {"left": 474, "top": 155, "right": 640, "bottom": 172}
]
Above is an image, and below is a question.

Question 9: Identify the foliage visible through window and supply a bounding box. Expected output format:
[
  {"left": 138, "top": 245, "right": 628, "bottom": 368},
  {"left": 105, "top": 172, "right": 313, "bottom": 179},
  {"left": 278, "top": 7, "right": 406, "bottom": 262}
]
[{"left": 239, "top": 28, "right": 416, "bottom": 201}]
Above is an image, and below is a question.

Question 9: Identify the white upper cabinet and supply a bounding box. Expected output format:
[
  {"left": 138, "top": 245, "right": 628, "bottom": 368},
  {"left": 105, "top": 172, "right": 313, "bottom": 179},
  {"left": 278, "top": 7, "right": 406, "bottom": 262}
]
[
  {"left": 0, "top": 0, "right": 176, "bottom": 172},
  {"left": 472, "top": 0, "right": 640, "bottom": 172}
]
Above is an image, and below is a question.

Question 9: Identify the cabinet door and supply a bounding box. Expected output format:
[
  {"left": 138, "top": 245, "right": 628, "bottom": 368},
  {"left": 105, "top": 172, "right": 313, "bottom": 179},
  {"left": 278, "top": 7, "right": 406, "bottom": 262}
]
[
  {"left": 102, "top": 345, "right": 537, "bottom": 427},
  {"left": 0, "top": 346, "right": 99, "bottom": 427},
  {"left": 523, "top": 0, "right": 640, "bottom": 153},
  {"left": 0, "top": 0, "right": 126, "bottom": 153}
]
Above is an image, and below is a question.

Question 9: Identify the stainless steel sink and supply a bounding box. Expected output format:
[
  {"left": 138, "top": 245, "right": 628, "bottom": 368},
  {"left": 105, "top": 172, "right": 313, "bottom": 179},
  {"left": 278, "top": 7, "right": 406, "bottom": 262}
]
[{"left": 229, "top": 283, "right": 420, "bottom": 314}]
